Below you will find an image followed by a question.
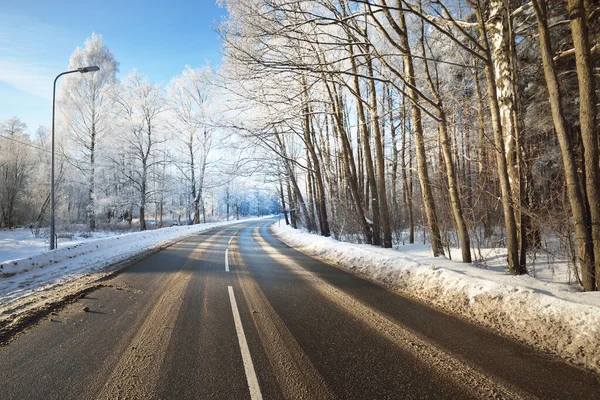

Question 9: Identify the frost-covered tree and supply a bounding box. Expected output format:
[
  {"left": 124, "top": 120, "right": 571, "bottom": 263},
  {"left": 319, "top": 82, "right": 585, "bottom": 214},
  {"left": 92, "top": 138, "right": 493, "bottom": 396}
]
[
  {"left": 167, "top": 66, "right": 216, "bottom": 224},
  {"left": 61, "top": 33, "right": 118, "bottom": 231},
  {"left": 0, "top": 117, "right": 35, "bottom": 228},
  {"left": 112, "top": 70, "right": 167, "bottom": 231}
]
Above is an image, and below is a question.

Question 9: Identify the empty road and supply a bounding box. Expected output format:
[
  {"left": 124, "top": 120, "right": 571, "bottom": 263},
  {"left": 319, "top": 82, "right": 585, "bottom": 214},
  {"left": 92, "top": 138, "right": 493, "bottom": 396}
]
[{"left": 0, "top": 219, "right": 598, "bottom": 399}]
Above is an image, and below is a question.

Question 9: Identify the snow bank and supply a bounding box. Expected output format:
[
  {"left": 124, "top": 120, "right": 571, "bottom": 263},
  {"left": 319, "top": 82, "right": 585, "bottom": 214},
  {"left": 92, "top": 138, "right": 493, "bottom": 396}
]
[
  {"left": 0, "top": 218, "right": 264, "bottom": 337},
  {"left": 0, "top": 228, "right": 122, "bottom": 265},
  {"left": 271, "top": 224, "right": 600, "bottom": 373}
]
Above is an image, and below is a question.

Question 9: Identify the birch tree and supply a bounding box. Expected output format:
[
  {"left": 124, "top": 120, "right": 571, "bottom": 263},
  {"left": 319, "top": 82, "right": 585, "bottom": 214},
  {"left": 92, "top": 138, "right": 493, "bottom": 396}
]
[{"left": 62, "top": 33, "right": 118, "bottom": 231}]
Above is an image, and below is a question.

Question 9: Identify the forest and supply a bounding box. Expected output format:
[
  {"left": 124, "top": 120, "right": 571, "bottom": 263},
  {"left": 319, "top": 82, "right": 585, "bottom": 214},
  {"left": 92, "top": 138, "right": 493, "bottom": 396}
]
[
  {"left": 216, "top": 0, "right": 600, "bottom": 291},
  {"left": 1, "top": 0, "right": 599, "bottom": 291}
]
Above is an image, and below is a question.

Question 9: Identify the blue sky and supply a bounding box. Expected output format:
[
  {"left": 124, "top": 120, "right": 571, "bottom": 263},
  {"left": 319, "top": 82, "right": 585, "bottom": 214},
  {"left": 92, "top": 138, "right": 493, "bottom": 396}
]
[{"left": 0, "top": 0, "right": 228, "bottom": 132}]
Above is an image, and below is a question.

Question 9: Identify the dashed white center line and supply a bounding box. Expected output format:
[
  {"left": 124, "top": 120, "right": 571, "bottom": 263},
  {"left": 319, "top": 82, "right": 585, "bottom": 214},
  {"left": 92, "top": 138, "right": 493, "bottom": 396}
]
[
  {"left": 228, "top": 230, "right": 239, "bottom": 245},
  {"left": 226, "top": 231, "right": 238, "bottom": 272},
  {"left": 228, "top": 286, "right": 262, "bottom": 400}
]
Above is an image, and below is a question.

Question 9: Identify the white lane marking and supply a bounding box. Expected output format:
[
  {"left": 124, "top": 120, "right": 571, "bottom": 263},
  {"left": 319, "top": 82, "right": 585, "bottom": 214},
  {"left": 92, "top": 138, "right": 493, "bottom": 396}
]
[
  {"left": 228, "top": 286, "right": 262, "bottom": 400},
  {"left": 228, "top": 229, "right": 239, "bottom": 245},
  {"left": 225, "top": 249, "right": 230, "bottom": 272}
]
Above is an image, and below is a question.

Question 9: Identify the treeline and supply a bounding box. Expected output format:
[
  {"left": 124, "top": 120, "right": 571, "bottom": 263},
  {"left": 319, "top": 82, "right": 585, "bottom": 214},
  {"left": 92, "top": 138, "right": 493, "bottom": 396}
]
[
  {"left": 0, "top": 34, "right": 277, "bottom": 235},
  {"left": 0, "top": 111, "right": 278, "bottom": 232},
  {"left": 218, "top": 0, "right": 600, "bottom": 290}
]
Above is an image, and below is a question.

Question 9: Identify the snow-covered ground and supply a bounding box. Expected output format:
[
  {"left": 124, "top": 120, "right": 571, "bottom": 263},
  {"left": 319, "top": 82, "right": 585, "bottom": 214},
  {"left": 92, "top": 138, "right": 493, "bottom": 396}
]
[
  {"left": 0, "top": 228, "right": 125, "bottom": 265},
  {"left": 271, "top": 224, "right": 600, "bottom": 374},
  {"left": 0, "top": 218, "right": 265, "bottom": 336}
]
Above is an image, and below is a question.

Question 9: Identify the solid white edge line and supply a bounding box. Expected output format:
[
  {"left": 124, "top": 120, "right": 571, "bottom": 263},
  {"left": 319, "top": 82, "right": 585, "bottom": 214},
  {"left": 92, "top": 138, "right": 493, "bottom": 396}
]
[
  {"left": 225, "top": 249, "right": 230, "bottom": 272},
  {"left": 228, "top": 286, "right": 262, "bottom": 400}
]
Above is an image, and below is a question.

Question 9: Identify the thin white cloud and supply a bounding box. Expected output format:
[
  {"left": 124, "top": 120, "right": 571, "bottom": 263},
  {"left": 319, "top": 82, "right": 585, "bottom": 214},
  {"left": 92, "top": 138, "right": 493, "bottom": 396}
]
[
  {"left": 0, "top": 13, "right": 73, "bottom": 100},
  {"left": 0, "top": 59, "right": 52, "bottom": 99}
]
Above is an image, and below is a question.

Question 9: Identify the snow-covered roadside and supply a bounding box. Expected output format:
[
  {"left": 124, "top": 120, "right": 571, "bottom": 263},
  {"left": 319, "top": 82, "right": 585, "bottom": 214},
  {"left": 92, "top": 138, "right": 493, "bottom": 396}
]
[
  {"left": 271, "top": 224, "right": 600, "bottom": 374},
  {"left": 0, "top": 229, "right": 125, "bottom": 265},
  {"left": 0, "top": 217, "right": 265, "bottom": 339}
]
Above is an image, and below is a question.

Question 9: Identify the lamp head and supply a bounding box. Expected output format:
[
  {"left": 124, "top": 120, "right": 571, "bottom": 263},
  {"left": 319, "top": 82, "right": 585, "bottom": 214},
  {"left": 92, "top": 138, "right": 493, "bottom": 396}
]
[{"left": 78, "top": 66, "right": 100, "bottom": 73}]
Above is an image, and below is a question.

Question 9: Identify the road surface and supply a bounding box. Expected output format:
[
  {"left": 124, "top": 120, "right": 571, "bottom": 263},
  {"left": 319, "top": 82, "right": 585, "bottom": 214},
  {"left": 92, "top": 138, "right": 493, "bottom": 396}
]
[{"left": 0, "top": 219, "right": 598, "bottom": 399}]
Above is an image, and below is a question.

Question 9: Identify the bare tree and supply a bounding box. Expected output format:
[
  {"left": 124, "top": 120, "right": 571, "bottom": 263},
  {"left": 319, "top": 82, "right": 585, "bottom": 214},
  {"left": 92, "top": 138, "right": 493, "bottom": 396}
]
[{"left": 0, "top": 118, "right": 34, "bottom": 228}]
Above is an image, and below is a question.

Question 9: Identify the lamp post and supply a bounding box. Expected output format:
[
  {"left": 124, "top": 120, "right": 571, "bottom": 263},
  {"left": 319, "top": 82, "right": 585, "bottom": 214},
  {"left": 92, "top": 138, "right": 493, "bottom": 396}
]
[{"left": 50, "top": 66, "right": 100, "bottom": 250}]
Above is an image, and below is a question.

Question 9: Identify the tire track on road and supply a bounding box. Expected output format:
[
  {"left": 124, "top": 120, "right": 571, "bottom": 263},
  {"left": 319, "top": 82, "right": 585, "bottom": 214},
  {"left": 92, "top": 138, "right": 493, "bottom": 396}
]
[
  {"left": 97, "top": 234, "right": 221, "bottom": 399},
  {"left": 230, "top": 234, "right": 336, "bottom": 400},
  {"left": 253, "top": 227, "right": 533, "bottom": 400}
]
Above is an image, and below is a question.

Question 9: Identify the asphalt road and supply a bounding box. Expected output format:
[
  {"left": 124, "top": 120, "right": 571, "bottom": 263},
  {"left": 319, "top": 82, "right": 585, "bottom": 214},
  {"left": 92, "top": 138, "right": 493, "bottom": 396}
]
[{"left": 0, "top": 219, "right": 598, "bottom": 399}]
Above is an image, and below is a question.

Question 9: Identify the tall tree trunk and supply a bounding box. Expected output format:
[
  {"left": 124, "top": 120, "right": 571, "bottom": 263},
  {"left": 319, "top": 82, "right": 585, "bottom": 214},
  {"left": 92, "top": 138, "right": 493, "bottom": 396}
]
[
  {"left": 389, "top": 85, "right": 399, "bottom": 214},
  {"left": 319, "top": 116, "right": 337, "bottom": 228},
  {"left": 140, "top": 159, "right": 147, "bottom": 231},
  {"left": 287, "top": 181, "right": 297, "bottom": 229},
  {"left": 568, "top": 0, "right": 600, "bottom": 290},
  {"left": 190, "top": 137, "right": 199, "bottom": 225},
  {"left": 301, "top": 84, "right": 331, "bottom": 236},
  {"left": 226, "top": 186, "right": 230, "bottom": 221},
  {"left": 349, "top": 44, "right": 381, "bottom": 245},
  {"left": 472, "top": 63, "right": 495, "bottom": 239},
  {"left": 198, "top": 141, "right": 208, "bottom": 224},
  {"left": 306, "top": 154, "right": 317, "bottom": 231},
  {"left": 275, "top": 129, "right": 315, "bottom": 231},
  {"left": 322, "top": 76, "right": 373, "bottom": 243},
  {"left": 506, "top": 0, "right": 529, "bottom": 272},
  {"left": 140, "top": 205, "right": 146, "bottom": 231},
  {"left": 489, "top": 0, "right": 526, "bottom": 273},
  {"left": 365, "top": 53, "right": 393, "bottom": 248},
  {"left": 474, "top": 3, "right": 520, "bottom": 274},
  {"left": 401, "top": 99, "right": 415, "bottom": 244},
  {"left": 88, "top": 123, "right": 96, "bottom": 232},
  {"left": 159, "top": 198, "right": 163, "bottom": 228},
  {"left": 280, "top": 179, "right": 290, "bottom": 225},
  {"left": 419, "top": 16, "right": 471, "bottom": 262},
  {"left": 357, "top": 116, "right": 364, "bottom": 209},
  {"left": 308, "top": 110, "right": 331, "bottom": 237},
  {"left": 532, "top": 0, "right": 595, "bottom": 290},
  {"left": 439, "top": 113, "right": 472, "bottom": 262},
  {"left": 396, "top": 6, "right": 443, "bottom": 256}
]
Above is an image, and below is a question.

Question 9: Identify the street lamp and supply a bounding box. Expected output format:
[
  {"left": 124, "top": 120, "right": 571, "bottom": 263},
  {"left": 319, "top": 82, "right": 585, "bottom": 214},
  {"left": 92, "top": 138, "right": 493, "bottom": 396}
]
[{"left": 50, "top": 65, "right": 100, "bottom": 250}]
